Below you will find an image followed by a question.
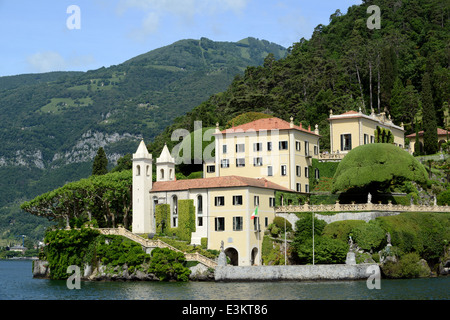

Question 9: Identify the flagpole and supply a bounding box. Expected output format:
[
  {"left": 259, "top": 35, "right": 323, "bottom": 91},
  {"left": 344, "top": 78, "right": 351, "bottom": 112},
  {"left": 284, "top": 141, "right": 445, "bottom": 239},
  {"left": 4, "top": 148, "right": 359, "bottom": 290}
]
[
  {"left": 312, "top": 208, "right": 315, "bottom": 266},
  {"left": 284, "top": 217, "right": 287, "bottom": 266}
]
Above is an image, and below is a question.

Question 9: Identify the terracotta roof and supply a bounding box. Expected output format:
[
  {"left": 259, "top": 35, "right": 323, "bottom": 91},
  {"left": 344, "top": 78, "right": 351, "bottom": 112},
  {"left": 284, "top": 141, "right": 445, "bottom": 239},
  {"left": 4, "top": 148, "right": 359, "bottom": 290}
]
[
  {"left": 219, "top": 117, "right": 320, "bottom": 136},
  {"left": 340, "top": 110, "right": 359, "bottom": 115},
  {"left": 151, "top": 175, "right": 293, "bottom": 193},
  {"left": 406, "top": 128, "right": 450, "bottom": 138}
]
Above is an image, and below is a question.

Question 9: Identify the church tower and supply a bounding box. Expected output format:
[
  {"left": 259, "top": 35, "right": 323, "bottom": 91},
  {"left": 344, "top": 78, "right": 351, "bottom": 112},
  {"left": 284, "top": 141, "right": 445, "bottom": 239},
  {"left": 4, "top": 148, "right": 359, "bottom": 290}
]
[
  {"left": 156, "top": 144, "right": 175, "bottom": 182},
  {"left": 132, "top": 140, "right": 153, "bottom": 234}
]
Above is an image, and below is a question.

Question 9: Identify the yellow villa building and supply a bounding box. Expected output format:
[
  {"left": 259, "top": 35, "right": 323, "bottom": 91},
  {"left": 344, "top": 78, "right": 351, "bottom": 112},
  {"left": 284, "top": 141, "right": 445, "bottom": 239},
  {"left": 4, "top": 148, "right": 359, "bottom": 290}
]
[{"left": 323, "top": 108, "right": 405, "bottom": 160}]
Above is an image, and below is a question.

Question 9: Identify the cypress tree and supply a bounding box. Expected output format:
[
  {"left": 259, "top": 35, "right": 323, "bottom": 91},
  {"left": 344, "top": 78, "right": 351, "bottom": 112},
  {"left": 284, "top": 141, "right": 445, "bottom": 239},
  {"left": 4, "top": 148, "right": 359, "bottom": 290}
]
[
  {"left": 92, "top": 147, "right": 108, "bottom": 175},
  {"left": 421, "top": 72, "right": 438, "bottom": 155}
]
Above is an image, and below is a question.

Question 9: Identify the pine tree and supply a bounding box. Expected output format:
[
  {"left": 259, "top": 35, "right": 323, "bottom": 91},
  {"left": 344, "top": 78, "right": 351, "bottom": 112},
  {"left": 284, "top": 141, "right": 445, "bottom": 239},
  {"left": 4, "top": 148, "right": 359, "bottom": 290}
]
[
  {"left": 421, "top": 72, "right": 438, "bottom": 155},
  {"left": 92, "top": 147, "right": 108, "bottom": 175}
]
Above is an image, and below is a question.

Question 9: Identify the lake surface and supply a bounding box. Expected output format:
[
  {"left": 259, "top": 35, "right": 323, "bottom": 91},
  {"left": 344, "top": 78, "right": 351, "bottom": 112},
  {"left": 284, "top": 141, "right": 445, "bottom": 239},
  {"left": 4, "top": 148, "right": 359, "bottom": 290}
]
[{"left": 1, "top": 259, "right": 449, "bottom": 300}]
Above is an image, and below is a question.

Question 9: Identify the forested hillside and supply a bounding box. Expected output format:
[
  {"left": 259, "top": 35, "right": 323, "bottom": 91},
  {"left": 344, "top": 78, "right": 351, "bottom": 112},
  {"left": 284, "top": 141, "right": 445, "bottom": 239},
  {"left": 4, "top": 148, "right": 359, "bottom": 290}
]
[
  {"left": 148, "top": 0, "right": 449, "bottom": 155},
  {"left": 0, "top": 37, "right": 286, "bottom": 243}
]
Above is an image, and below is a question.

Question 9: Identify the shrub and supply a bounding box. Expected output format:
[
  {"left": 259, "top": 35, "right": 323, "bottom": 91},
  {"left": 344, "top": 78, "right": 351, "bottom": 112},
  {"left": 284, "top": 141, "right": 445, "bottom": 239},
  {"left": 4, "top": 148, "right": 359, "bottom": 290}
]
[
  {"left": 351, "top": 220, "right": 386, "bottom": 251},
  {"left": 382, "top": 252, "right": 431, "bottom": 278},
  {"left": 293, "top": 236, "right": 348, "bottom": 264},
  {"left": 272, "top": 217, "right": 292, "bottom": 232},
  {"left": 437, "top": 188, "right": 450, "bottom": 205},
  {"left": 148, "top": 248, "right": 191, "bottom": 281},
  {"left": 322, "top": 220, "right": 366, "bottom": 243}
]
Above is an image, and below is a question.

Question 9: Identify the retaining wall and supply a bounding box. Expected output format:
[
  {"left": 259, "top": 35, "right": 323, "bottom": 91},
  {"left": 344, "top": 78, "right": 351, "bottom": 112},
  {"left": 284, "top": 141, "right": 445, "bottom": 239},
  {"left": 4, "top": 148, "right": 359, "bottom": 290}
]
[{"left": 214, "top": 264, "right": 379, "bottom": 281}]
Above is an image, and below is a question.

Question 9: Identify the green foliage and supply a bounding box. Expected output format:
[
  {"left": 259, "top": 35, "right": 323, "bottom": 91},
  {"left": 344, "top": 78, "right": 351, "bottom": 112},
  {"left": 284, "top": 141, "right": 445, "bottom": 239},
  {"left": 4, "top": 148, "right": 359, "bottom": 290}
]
[
  {"left": 155, "top": 200, "right": 196, "bottom": 242},
  {"left": 225, "top": 111, "right": 273, "bottom": 128},
  {"left": 293, "top": 236, "right": 348, "bottom": 264},
  {"left": 351, "top": 220, "right": 386, "bottom": 251},
  {"left": 309, "top": 159, "right": 339, "bottom": 192},
  {"left": 261, "top": 236, "right": 286, "bottom": 265},
  {"left": 293, "top": 215, "right": 327, "bottom": 242},
  {"left": 332, "top": 143, "right": 428, "bottom": 193},
  {"left": 21, "top": 170, "right": 132, "bottom": 229},
  {"left": 96, "top": 235, "right": 150, "bottom": 267},
  {"left": 322, "top": 220, "right": 366, "bottom": 243},
  {"left": 200, "top": 237, "right": 208, "bottom": 249},
  {"left": 272, "top": 217, "right": 292, "bottom": 233},
  {"left": 275, "top": 191, "right": 307, "bottom": 206},
  {"left": 43, "top": 228, "right": 100, "bottom": 280},
  {"left": 421, "top": 72, "right": 439, "bottom": 155},
  {"left": 382, "top": 252, "right": 431, "bottom": 279},
  {"left": 374, "top": 126, "right": 394, "bottom": 144},
  {"left": 147, "top": 248, "right": 191, "bottom": 282},
  {"left": 437, "top": 188, "right": 450, "bottom": 205},
  {"left": 377, "top": 212, "right": 450, "bottom": 263}
]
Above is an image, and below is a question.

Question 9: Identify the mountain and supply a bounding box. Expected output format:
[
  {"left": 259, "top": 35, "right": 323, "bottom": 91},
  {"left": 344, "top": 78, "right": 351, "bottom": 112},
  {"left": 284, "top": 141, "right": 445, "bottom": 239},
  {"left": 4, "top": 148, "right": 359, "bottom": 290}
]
[
  {"left": 0, "top": 37, "right": 286, "bottom": 242},
  {"left": 147, "top": 0, "right": 449, "bottom": 156}
]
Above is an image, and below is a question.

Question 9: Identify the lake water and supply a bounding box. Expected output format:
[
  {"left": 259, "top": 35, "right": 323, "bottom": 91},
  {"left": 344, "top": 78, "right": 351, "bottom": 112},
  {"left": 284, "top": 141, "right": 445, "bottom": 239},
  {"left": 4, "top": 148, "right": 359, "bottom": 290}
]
[{"left": 1, "top": 259, "right": 449, "bottom": 301}]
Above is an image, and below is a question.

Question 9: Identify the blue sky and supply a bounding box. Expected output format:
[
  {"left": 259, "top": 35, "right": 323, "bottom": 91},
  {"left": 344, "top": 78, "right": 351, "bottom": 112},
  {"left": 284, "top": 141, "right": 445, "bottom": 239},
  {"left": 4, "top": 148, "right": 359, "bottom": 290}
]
[{"left": 0, "top": 0, "right": 362, "bottom": 77}]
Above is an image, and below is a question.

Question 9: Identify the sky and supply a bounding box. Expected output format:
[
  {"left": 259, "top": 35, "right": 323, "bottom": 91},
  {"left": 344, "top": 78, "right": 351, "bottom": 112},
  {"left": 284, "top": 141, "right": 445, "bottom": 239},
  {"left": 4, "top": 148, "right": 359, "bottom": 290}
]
[{"left": 0, "top": 0, "right": 362, "bottom": 77}]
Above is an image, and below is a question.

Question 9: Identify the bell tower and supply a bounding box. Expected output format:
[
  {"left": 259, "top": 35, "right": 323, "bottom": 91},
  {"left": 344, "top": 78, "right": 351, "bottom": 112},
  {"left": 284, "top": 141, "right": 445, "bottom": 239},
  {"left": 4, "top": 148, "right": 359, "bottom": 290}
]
[
  {"left": 132, "top": 140, "right": 153, "bottom": 234},
  {"left": 156, "top": 144, "right": 175, "bottom": 182}
]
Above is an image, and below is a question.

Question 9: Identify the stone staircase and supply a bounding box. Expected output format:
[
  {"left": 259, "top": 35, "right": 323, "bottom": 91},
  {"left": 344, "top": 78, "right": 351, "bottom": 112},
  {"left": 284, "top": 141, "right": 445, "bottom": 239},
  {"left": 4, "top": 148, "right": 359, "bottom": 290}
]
[{"left": 97, "top": 227, "right": 217, "bottom": 269}]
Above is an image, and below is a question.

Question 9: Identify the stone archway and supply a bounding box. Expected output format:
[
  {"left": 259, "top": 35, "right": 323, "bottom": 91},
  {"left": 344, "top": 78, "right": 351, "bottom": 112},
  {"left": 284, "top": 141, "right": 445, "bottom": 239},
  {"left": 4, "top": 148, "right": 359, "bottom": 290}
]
[
  {"left": 251, "top": 247, "right": 258, "bottom": 266},
  {"left": 225, "top": 247, "right": 239, "bottom": 266}
]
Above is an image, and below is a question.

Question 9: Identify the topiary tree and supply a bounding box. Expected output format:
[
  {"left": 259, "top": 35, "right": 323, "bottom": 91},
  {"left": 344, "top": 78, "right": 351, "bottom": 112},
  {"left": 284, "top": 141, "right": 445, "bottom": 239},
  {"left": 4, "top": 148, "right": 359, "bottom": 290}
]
[
  {"left": 92, "top": 147, "right": 108, "bottom": 175},
  {"left": 332, "top": 143, "right": 428, "bottom": 194}
]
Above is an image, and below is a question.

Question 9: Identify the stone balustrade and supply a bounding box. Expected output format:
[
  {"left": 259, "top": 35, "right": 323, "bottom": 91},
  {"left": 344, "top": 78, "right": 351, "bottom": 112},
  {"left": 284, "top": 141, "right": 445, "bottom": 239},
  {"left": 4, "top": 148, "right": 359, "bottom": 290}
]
[
  {"left": 97, "top": 227, "right": 217, "bottom": 269},
  {"left": 276, "top": 201, "right": 450, "bottom": 213}
]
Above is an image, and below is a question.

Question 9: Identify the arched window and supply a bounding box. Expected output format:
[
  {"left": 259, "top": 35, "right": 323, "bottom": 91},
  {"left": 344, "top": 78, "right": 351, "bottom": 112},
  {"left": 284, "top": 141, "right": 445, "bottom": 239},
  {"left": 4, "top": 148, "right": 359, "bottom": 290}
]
[
  {"left": 169, "top": 169, "right": 173, "bottom": 180},
  {"left": 136, "top": 165, "right": 141, "bottom": 176},
  {"left": 146, "top": 165, "right": 150, "bottom": 176},
  {"left": 160, "top": 168, "right": 165, "bottom": 180},
  {"left": 197, "top": 195, "right": 203, "bottom": 227},
  {"left": 171, "top": 195, "right": 178, "bottom": 227}
]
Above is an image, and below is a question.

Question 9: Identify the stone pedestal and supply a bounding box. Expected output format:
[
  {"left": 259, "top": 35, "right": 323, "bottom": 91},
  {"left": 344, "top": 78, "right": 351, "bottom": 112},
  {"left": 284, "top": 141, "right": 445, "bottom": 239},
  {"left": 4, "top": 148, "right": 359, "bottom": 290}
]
[
  {"left": 218, "top": 251, "right": 227, "bottom": 266},
  {"left": 346, "top": 252, "right": 356, "bottom": 265}
]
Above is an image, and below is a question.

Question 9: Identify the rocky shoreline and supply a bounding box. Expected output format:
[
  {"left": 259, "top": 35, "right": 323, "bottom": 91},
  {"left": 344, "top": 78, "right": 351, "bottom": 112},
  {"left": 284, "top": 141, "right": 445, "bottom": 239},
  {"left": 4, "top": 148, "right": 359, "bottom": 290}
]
[{"left": 32, "top": 259, "right": 215, "bottom": 282}]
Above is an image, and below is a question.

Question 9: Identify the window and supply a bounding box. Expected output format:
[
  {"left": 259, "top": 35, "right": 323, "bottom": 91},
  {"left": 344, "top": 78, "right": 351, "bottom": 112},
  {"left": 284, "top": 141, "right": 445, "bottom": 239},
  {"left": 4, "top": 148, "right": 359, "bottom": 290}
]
[
  {"left": 314, "top": 145, "right": 318, "bottom": 155},
  {"left": 279, "top": 141, "right": 288, "bottom": 150},
  {"left": 265, "top": 217, "right": 269, "bottom": 227},
  {"left": 305, "top": 184, "right": 310, "bottom": 193},
  {"left": 198, "top": 217, "right": 203, "bottom": 227},
  {"left": 253, "top": 143, "right": 262, "bottom": 152},
  {"left": 296, "top": 183, "right": 301, "bottom": 192},
  {"left": 171, "top": 195, "right": 178, "bottom": 228},
  {"left": 253, "top": 157, "right": 263, "bottom": 166},
  {"left": 136, "top": 165, "right": 141, "bottom": 176},
  {"left": 281, "top": 165, "right": 287, "bottom": 176},
  {"left": 215, "top": 196, "right": 225, "bottom": 206},
  {"left": 364, "top": 134, "right": 369, "bottom": 145},
  {"left": 160, "top": 168, "right": 165, "bottom": 180},
  {"left": 341, "top": 134, "right": 352, "bottom": 151},
  {"left": 305, "top": 167, "right": 309, "bottom": 178},
  {"left": 221, "top": 159, "right": 229, "bottom": 168},
  {"left": 296, "top": 141, "right": 301, "bottom": 151},
  {"left": 254, "top": 196, "right": 259, "bottom": 206},
  {"left": 370, "top": 135, "right": 375, "bottom": 143},
  {"left": 315, "top": 168, "right": 320, "bottom": 179},
  {"left": 267, "top": 142, "right": 272, "bottom": 151},
  {"left": 296, "top": 165, "right": 301, "bottom": 177},
  {"left": 215, "top": 217, "right": 225, "bottom": 231},
  {"left": 253, "top": 217, "right": 260, "bottom": 232},
  {"left": 236, "top": 144, "right": 245, "bottom": 153},
  {"left": 236, "top": 158, "right": 245, "bottom": 167},
  {"left": 222, "top": 144, "right": 227, "bottom": 154},
  {"left": 233, "top": 195, "right": 243, "bottom": 206},
  {"left": 197, "top": 195, "right": 203, "bottom": 215},
  {"left": 305, "top": 141, "right": 310, "bottom": 156},
  {"left": 269, "top": 197, "right": 276, "bottom": 207},
  {"left": 268, "top": 166, "right": 273, "bottom": 176},
  {"left": 207, "top": 165, "right": 215, "bottom": 173},
  {"left": 233, "top": 217, "right": 243, "bottom": 231}
]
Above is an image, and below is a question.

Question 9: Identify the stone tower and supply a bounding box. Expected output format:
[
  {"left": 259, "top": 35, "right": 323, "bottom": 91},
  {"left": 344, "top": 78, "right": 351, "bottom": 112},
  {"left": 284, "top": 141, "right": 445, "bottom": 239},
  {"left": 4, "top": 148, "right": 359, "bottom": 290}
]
[
  {"left": 156, "top": 144, "right": 175, "bottom": 182},
  {"left": 132, "top": 140, "right": 153, "bottom": 234}
]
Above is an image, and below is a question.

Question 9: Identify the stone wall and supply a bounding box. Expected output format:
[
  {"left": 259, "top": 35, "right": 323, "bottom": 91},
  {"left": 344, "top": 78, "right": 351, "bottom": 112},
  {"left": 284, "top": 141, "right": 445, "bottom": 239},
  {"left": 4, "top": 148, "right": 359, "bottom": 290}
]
[{"left": 214, "top": 264, "right": 379, "bottom": 281}]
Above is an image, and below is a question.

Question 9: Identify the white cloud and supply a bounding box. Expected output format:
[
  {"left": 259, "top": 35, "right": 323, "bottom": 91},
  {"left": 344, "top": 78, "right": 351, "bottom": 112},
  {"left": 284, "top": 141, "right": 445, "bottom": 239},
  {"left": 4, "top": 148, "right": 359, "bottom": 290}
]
[
  {"left": 26, "top": 51, "right": 95, "bottom": 73},
  {"left": 118, "top": 0, "right": 250, "bottom": 39}
]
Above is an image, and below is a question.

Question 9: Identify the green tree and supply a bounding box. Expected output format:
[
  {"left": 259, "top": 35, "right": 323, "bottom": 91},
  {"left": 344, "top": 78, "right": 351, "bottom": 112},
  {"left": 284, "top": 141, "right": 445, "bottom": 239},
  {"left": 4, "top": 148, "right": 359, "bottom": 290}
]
[
  {"left": 332, "top": 143, "right": 428, "bottom": 194},
  {"left": 421, "top": 72, "right": 438, "bottom": 155},
  {"left": 92, "top": 147, "right": 108, "bottom": 175}
]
